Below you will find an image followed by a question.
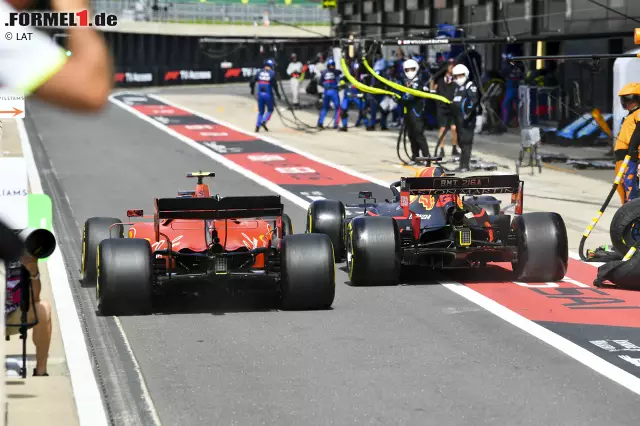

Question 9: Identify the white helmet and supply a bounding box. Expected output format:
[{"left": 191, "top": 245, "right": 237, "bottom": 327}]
[
  {"left": 452, "top": 64, "right": 469, "bottom": 86},
  {"left": 403, "top": 59, "right": 420, "bottom": 81}
]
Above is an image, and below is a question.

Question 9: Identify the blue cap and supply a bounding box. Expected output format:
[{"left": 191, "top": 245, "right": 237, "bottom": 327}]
[
  {"left": 327, "top": 58, "right": 335, "bottom": 67},
  {"left": 265, "top": 58, "right": 275, "bottom": 67}
]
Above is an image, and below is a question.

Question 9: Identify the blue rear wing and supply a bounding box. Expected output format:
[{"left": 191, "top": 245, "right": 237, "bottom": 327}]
[{"left": 400, "top": 174, "right": 521, "bottom": 195}]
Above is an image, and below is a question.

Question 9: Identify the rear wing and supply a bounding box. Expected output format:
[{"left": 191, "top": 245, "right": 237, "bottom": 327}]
[
  {"left": 400, "top": 174, "right": 523, "bottom": 216},
  {"left": 155, "top": 196, "right": 283, "bottom": 220}
]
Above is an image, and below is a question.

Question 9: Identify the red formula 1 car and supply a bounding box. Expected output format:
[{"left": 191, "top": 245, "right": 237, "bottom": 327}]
[{"left": 80, "top": 172, "right": 335, "bottom": 315}]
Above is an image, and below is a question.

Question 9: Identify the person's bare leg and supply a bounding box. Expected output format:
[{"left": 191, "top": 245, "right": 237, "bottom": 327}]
[
  {"left": 32, "top": 300, "right": 52, "bottom": 375},
  {"left": 451, "top": 125, "right": 458, "bottom": 146},
  {"left": 437, "top": 127, "right": 446, "bottom": 151}
]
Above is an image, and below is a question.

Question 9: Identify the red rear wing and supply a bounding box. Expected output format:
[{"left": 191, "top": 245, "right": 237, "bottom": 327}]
[{"left": 155, "top": 196, "right": 283, "bottom": 220}]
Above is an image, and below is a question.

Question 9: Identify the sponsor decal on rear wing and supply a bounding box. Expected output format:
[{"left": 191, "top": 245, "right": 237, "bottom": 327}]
[{"left": 400, "top": 175, "right": 521, "bottom": 195}]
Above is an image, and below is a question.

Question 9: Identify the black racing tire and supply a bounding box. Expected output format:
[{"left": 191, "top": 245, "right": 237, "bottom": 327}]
[
  {"left": 282, "top": 213, "right": 294, "bottom": 236},
  {"left": 347, "top": 216, "right": 401, "bottom": 286},
  {"left": 610, "top": 198, "right": 640, "bottom": 256},
  {"left": 81, "top": 217, "right": 123, "bottom": 287},
  {"left": 280, "top": 234, "right": 335, "bottom": 310},
  {"left": 512, "top": 212, "right": 568, "bottom": 282},
  {"left": 306, "top": 199, "right": 346, "bottom": 260},
  {"left": 97, "top": 238, "right": 153, "bottom": 316}
]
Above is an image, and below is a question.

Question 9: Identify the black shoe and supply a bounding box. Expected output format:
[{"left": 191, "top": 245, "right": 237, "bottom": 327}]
[
  {"left": 318, "top": 124, "right": 324, "bottom": 129},
  {"left": 439, "top": 148, "right": 445, "bottom": 158},
  {"left": 339, "top": 128, "right": 347, "bottom": 132},
  {"left": 261, "top": 123, "right": 269, "bottom": 131},
  {"left": 366, "top": 126, "right": 375, "bottom": 131},
  {"left": 381, "top": 126, "right": 388, "bottom": 131},
  {"left": 452, "top": 147, "right": 460, "bottom": 156},
  {"left": 255, "top": 126, "right": 260, "bottom": 132},
  {"left": 33, "top": 368, "right": 49, "bottom": 377}
]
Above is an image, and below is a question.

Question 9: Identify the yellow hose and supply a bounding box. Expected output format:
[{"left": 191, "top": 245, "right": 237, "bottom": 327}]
[
  {"left": 361, "top": 58, "right": 451, "bottom": 104},
  {"left": 340, "top": 57, "right": 400, "bottom": 98}
]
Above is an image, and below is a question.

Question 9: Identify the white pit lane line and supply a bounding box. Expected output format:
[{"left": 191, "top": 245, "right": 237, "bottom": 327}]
[
  {"left": 109, "top": 92, "right": 640, "bottom": 397},
  {"left": 16, "top": 119, "right": 110, "bottom": 426}
]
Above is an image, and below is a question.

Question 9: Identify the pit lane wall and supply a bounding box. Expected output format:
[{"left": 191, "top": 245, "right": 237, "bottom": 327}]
[{"left": 90, "top": 24, "right": 334, "bottom": 88}]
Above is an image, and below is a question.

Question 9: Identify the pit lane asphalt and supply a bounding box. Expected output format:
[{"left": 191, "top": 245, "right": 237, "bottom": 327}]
[{"left": 26, "top": 98, "right": 640, "bottom": 425}]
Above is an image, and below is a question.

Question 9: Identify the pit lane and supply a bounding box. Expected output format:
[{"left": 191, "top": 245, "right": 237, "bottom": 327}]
[{"left": 25, "top": 96, "right": 640, "bottom": 425}]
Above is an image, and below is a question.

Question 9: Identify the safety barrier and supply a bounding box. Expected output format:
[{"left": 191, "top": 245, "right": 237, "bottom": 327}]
[{"left": 91, "top": 0, "right": 331, "bottom": 25}]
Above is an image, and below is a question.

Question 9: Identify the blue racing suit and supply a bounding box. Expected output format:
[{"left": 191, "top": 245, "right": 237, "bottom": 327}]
[
  {"left": 501, "top": 60, "right": 524, "bottom": 125},
  {"left": 251, "top": 67, "right": 280, "bottom": 128},
  {"left": 318, "top": 67, "right": 342, "bottom": 128},
  {"left": 340, "top": 77, "right": 367, "bottom": 128}
]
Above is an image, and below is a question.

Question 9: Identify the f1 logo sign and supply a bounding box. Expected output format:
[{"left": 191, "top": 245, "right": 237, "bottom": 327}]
[{"left": 164, "top": 71, "right": 180, "bottom": 81}]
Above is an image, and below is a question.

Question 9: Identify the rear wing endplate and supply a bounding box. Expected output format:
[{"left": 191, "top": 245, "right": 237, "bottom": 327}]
[{"left": 155, "top": 196, "right": 283, "bottom": 220}]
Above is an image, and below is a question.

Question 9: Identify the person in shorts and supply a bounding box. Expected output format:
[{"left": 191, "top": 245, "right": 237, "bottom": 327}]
[{"left": 434, "top": 59, "right": 459, "bottom": 157}]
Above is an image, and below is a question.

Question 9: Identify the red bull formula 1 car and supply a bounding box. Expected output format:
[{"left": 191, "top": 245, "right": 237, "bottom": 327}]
[
  {"left": 81, "top": 172, "right": 335, "bottom": 315},
  {"left": 306, "top": 162, "right": 568, "bottom": 286}
]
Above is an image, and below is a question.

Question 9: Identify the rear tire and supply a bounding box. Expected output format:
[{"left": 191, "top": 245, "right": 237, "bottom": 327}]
[
  {"left": 81, "top": 217, "right": 123, "bottom": 287},
  {"left": 282, "top": 213, "right": 293, "bottom": 236},
  {"left": 610, "top": 198, "right": 640, "bottom": 256},
  {"left": 347, "top": 216, "right": 401, "bottom": 286},
  {"left": 97, "top": 238, "right": 153, "bottom": 316},
  {"left": 306, "top": 200, "right": 345, "bottom": 260},
  {"left": 280, "top": 234, "right": 335, "bottom": 310},
  {"left": 512, "top": 212, "right": 568, "bottom": 282}
]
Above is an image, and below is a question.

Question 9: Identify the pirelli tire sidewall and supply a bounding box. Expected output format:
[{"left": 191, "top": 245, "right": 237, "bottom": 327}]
[
  {"left": 97, "top": 238, "right": 153, "bottom": 316},
  {"left": 512, "top": 212, "right": 568, "bottom": 282},
  {"left": 348, "top": 216, "right": 401, "bottom": 286},
  {"left": 280, "top": 233, "right": 335, "bottom": 310},
  {"left": 306, "top": 199, "right": 346, "bottom": 260},
  {"left": 282, "top": 213, "right": 294, "bottom": 237},
  {"left": 81, "top": 217, "right": 123, "bottom": 287},
  {"left": 610, "top": 198, "right": 640, "bottom": 256}
]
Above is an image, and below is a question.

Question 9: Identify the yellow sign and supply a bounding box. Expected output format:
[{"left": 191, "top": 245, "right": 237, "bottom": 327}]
[
  {"left": 635, "top": 28, "right": 640, "bottom": 45},
  {"left": 322, "top": 0, "right": 336, "bottom": 8}
]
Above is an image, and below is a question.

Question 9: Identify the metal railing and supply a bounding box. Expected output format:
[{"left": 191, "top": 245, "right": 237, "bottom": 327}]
[{"left": 91, "top": 0, "right": 331, "bottom": 25}]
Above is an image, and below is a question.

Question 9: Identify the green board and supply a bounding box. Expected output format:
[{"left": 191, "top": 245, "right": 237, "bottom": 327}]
[{"left": 28, "top": 193, "right": 53, "bottom": 261}]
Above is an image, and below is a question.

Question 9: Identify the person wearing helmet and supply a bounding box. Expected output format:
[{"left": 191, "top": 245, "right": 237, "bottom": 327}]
[
  {"left": 250, "top": 58, "right": 281, "bottom": 132},
  {"left": 399, "top": 58, "right": 431, "bottom": 161},
  {"left": 318, "top": 58, "right": 342, "bottom": 129},
  {"left": 286, "top": 53, "right": 303, "bottom": 107},
  {"left": 451, "top": 63, "right": 479, "bottom": 172},
  {"left": 614, "top": 82, "right": 640, "bottom": 203},
  {"left": 338, "top": 61, "right": 368, "bottom": 131}
]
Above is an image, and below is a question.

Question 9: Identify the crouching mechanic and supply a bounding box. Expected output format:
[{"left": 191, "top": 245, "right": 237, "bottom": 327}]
[
  {"left": 614, "top": 83, "right": 640, "bottom": 203},
  {"left": 451, "top": 64, "right": 479, "bottom": 172},
  {"left": 339, "top": 61, "right": 367, "bottom": 131},
  {"left": 250, "top": 58, "right": 282, "bottom": 132},
  {"left": 5, "top": 255, "right": 52, "bottom": 376},
  {"left": 318, "top": 58, "right": 342, "bottom": 129}
]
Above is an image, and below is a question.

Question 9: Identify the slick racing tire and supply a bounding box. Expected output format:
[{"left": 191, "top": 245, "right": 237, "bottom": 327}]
[
  {"left": 347, "top": 216, "right": 401, "bottom": 286},
  {"left": 81, "top": 217, "right": 123, "bottom": 287},
  {"left": 610, "top": 198, "right": 640, "bottom": 256},
  {"left": 306, "top": 199, "right": 346, "bottom": 260},
  {"left": 512, "top": 212, "right": 568, "bottom": 282},
  {"left": 282, "top": 213, "right": 294, "bottom": 236},
  {"left": 280, "top": 234, "right": 335, "bottom": 310},
  {"left": 97, "top": 238, "right": 153, "bottom": 316}
]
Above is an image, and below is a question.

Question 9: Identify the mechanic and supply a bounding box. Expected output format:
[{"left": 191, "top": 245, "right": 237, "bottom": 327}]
[
  {"left": 250, "top": 58, "right": 281, "bottom": 132},
  {"left": 400, "top": 59, "right": 431, "bottom": 162},
  {"left": 5, "top": 255, "right": 52, "bottom": 376},
  {"left": 614, "top": 82, "right": 640, "bottom": 203},
  {"left": 338, "top": 61, "right": 367, "bottom": 131},
  {"left": 433, "top": 59, "right": 459, "bottom": 158},
  {"left": 317, "top": 58, "right": 342, "bottom": 129},
  {"left": 500, "top": 54, "right": 525, "bottom": 127},
  {"left": 451, "top": 64, "right": 480, "bottom": 172},
  {"left": 1, "top": 0, "right": 112, "bottom": 111},
  {"left": 286, "top": 53, "right": 303, "bottom": 108},
  {"left": 367, "top": 53, "right": 389, "bottom": 131}
]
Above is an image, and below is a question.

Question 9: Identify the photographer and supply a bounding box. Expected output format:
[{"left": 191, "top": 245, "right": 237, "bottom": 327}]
[
  {"left": 1, "top": 0, "right": 112, "bottom": 111},
  {"left": 5, "top": 255, "right": 52, "bottom": 376}
]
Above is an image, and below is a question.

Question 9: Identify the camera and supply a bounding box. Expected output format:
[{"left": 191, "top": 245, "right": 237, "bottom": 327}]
[{"left": 18, "top": 228, "right": 56, "bottom": 259}]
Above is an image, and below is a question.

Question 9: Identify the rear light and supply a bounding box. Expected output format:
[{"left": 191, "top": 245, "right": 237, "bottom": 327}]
[
  {"left": 214, "top": 256, "right": 228, "bottom": 274},
  {"left": 458, "top": 228, "right": 472, "bottom": 246}
]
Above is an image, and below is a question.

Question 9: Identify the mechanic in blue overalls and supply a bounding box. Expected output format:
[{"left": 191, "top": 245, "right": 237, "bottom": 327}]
[
  {"left": 500, "top": 54, "right": 524, "bottom": 127},
  {"left": 367, "top": 53, "right": 389, "bottom": 131},
  {"left": 250, "top": 58, "right": 281, "bottom": 132},
  {"left": 317, "top": 58, "right": 342, "bottom": 129},
  {"left": 339, "top": 60, "right": 368, "bottom": 132}
]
